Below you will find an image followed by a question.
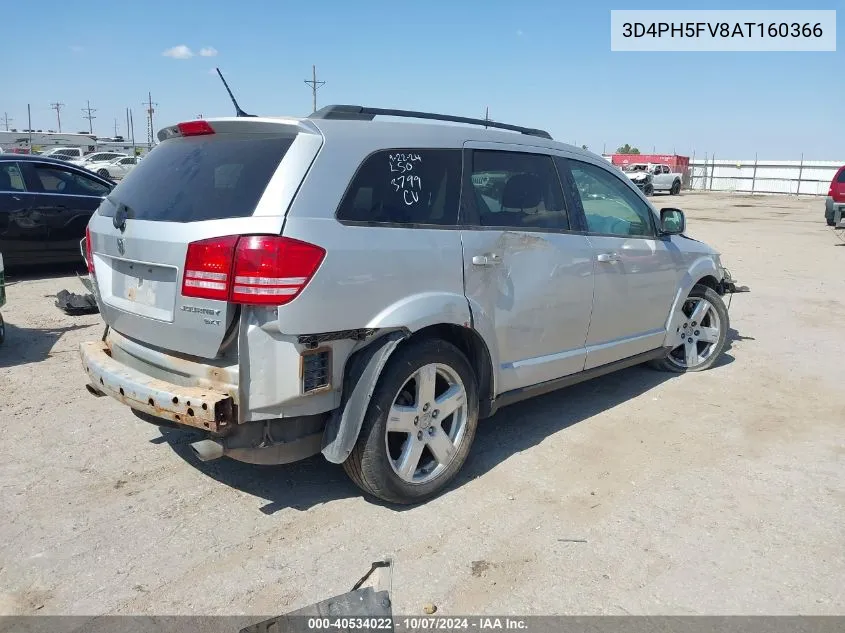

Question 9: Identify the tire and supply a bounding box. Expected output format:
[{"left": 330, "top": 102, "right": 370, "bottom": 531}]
[
  {"left": 649, "top": 284, "right": 729, "bottom": 373},
  {"left": 670, "top": 180, "right": 681, "bottom": 195},
  {"left": 0, "top": 313, "right": 5, "bottom": 345},
  {"left": 97, "top": 169, "right": 109, "bottom": 177},
  {"left": 643, "top": 184, "right": 654, "bottom": 196},
  {"left": 343, "top": 337, "right": 479, "bottom": 504},
  {"left": 826, "top": 217, "right": 835, "bottom": 226}
]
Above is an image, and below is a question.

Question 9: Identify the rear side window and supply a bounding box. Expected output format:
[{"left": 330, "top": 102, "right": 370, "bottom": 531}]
[
  {"left": 337, "top": 149, "right": 462, "bottom": 226},
  {"left": 837, "top": 168, "right": 845, "bottom": 184},
  {"left": 100, "top": 135, "right": 294, "bottom": 222},
  {"left": 0, "top": 163, "right": 25, "bottom": 191},
  {"left": 33, "top": 164, "right": 111, "bottom": 196},
  {"left": 469, "top": 150, "right": 569, "bottom": 230}
]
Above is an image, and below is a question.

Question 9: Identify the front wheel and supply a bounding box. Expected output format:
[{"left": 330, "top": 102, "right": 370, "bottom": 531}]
[
  {"left": 97, "top": 169, "right": 109, "bottom": 177},
  {"left": 643, "top": 183, "right": 654, "bottom": 196},
  {"left": 650, "top": 285, "right": 729, "bottom": 373},
  {"left": 827, "top": 217, "right": 835, "bottom": 226},
  {"left": 343, "top": 338, "right": 479, "bottom": 504}
]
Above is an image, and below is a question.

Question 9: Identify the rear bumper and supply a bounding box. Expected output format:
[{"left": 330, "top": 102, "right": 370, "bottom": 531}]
[
  {"left": 825, "top": 197, "right": 845, "bottom": 220},
  {"left": 79, "top": 340, "right": 236, "bottom": 432}
]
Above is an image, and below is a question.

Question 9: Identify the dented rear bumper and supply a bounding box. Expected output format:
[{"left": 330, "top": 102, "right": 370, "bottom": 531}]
[{"left": 79, "top": 340, "right": 236, "bottom": 432}]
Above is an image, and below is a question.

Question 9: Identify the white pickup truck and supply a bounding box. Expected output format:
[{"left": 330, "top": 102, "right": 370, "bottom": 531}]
[{"left": 623, "top": 163, "right": 683, "bottom": 195}]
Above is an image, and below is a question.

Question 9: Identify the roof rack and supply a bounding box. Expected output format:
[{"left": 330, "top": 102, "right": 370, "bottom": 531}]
[{"left": 308, "top": 105, "right": 553, "bottom": 140}]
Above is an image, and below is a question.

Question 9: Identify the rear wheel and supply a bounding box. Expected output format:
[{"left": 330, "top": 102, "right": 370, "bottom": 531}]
[
  {"left": 670, "top": 180, "right": 681, "bottom": 195},
  {"left": 343, "top": 338, "right": 479, "bottom": 504},
  {"left": 96, "top": 169, "right": 109, "bottom": 177},
  {"left": 827, "top": 217, "right": 835, "bottom": 226},
  {"left": 644, "top": 183, "right": 654, "bottom": 196},
  {"left": 650, "top": 285, "right": 729, "bottom": 373}
]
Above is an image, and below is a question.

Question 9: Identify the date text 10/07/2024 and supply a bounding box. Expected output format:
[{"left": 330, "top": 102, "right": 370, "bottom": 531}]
[
  {"left": 307, "top": 617, "right": 529, "bottom": 630},
  {"left": 621, "top": 22, "right": 824, "bottom": 38}
]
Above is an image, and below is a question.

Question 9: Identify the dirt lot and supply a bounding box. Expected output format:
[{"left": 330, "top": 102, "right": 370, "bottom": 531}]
[{"left": 1, "top": 191, "right": 843, "bottom": 618}]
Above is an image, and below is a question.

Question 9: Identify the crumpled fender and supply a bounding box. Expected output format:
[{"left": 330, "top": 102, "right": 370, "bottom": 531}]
[{"left": 321, "top": 331, "right": 409, "bottom": 464}]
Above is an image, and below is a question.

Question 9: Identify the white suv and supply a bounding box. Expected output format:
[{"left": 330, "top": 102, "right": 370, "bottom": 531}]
[{"left": 79, "top": 106, "right": 745, "bottom": 504}]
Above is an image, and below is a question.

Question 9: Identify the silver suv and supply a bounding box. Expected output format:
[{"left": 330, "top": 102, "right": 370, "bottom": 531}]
[{"left": 79, "top": 106, "right": 744, "bottom": 504}]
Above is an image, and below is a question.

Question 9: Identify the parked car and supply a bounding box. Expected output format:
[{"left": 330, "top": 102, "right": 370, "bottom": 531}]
[
  {"left": 91, "top": 155, "right": 140, "bottom": 180},
  {"left": 624, "top": 163, "right": 682, "bottom": 195},
  {"left": 79, "top": 107, "right": 745, "bottom": 504},
  {"left": 824, "top": 164, "right": 845, "bottom": 227},
  {"left": 0, "top": 154, "right": 114, "bottom": 266},
  {"left": 40, "top": 147, "right": 84, "bottom": 161},
  {"left": 622, "top": 164, "right": 654, "bottom": 195},
  {"left": 69, "top": 151, "right": 128, "bottom": 169},
  {"left": 0, "top": 251, "right": 5, "bottom": 344}
]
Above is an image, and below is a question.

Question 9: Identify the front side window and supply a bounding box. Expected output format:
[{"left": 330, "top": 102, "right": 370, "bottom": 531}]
[
  {"left": 34, "top": 164, "right": 111, "bottom": 196},
  {"left": 469, "top": 150, "right": 569, "bottom": 230},
  {"left": 567, "top": 160, "right": 655, "bottom": 237},
  {"left": 336, "top": 149, "right": 461, "bottom": 225}
]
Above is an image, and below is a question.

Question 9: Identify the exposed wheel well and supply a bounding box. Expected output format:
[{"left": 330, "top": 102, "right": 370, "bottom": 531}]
[
  {"left": 695, "top": 275, "right": 720, "bottom": 292},
  {"left": 408, "top": 324, "right": 495, "bottom": 418}
]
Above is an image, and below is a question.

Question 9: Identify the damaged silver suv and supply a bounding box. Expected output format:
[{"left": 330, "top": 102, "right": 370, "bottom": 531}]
[{"left": 79, "top": 105, "right": 745, "bottom": 504}]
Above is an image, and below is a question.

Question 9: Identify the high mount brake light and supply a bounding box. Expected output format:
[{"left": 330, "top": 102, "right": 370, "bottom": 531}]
[
  {"left": 181, "top": 235, "right": 325, "bottom": 306},
  {"left": 177, "top": 120, "right": 215, "bottom": 137}
]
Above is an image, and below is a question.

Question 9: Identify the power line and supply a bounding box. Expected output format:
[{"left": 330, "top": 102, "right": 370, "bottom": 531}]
[
  {"left": 82, "top": 100, "right": 97, "bottom": 134},
  {"left": 50, "top": 102, "right": 65, "bottom": 132},
  {"left": 303, "top": 65, "right": 325, "bottom": 114},
  {"left": 1, "top": 112, "right": 11, "bottom": 131}
]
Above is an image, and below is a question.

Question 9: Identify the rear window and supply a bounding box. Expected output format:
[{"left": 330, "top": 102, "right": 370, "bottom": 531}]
[
  {"left": 336, "top": 149, "right": 462, "bottom": 226},
  {"left": 99, "top": 134, "right": 294, "bottom": 222},
  {"left": 837, "top": 168, "right": 845, "bottom": 184}
]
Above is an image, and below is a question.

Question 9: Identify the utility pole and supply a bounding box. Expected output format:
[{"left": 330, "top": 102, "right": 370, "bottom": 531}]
[
  {"left": 113, "top": 118, "right": 119, "bottom": 137},
  {"left": 142, "top": 92, "right": 158, "bottom": 149},
  {"left": 303, "top": 65, "right": 325, "bottom": 113},
  {"left": 82, "top": 100, "right": 97, "bottom": 134},
  {"left": 50, "top": 102, "right": 65, "bottom": 132},
  {"left": 1, "top": 112, "right": 11, "bottom": 131},
  {"left": 129, "top": 108, "right": 137, "bottom": 155},
  {"left": 484, "top": 106, "right": 490, "bottom": 128}
]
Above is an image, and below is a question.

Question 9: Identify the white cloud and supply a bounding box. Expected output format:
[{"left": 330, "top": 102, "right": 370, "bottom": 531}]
[
  {"left": 207, "top": 68, "right": 218, "bottom": 75},
  {"left": 162, "top": 45, "right": 194, "bottom": 59},
  {"left": 516, "top": 29, "right": 524, "bottom": 36},
  {"left": 199, "top": 47, "right": 218, "bottom": 57}
]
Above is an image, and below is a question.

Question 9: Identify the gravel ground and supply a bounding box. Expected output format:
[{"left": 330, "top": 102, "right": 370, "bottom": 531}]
[{"left": 0, "top": 191, "right": 843, "bottom": 618}]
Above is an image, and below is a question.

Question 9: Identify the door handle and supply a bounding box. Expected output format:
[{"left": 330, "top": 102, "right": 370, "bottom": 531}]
[
  {"left": 597, "top": 252, "right": 621, "bottom": 263},
  {"left": 472, "top": 253, "right": 502, "bottom": 267}
]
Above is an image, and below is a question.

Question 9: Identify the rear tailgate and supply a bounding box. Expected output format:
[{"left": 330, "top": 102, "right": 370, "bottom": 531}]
[
  {"left": 87, "top": 117, "right": 323, "bottom": 359},
  {"left": 832, "top": 166, "right": 845, "bottom": 203}
]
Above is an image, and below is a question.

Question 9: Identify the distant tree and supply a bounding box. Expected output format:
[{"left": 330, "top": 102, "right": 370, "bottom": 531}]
[{"left": 616, "top": 144, "right": 640, "bottom": 154}]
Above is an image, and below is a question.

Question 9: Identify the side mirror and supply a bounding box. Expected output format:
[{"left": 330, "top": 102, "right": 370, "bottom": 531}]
[{"left": 660, "top": 208, "right": 685, "bottom": 235}]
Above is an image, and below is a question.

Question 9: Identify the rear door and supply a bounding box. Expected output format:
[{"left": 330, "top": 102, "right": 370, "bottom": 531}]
[
  {"left": 24, "top": 160, "right": 112, "bottom": 263},
  {"left": 461, "top": 144, "right": 594, "bottom": 395},
  {"left": 0, "top": 161, "right": 44, "bottom": 265},
  {"left": 87, "top": 118, "right": 322, "bottom": 359}
]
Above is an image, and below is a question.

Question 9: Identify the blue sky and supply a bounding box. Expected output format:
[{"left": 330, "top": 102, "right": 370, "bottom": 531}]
[{"left": 2, "top": 0, "right": 842, "bottom": 159}]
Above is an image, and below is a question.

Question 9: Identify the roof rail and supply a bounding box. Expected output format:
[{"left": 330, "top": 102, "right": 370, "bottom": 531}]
[{"left": 308, "top": 105, "right": 553, "bottom": 140}]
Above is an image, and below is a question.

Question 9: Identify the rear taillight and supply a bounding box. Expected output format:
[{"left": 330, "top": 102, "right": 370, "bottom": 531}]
[
  {"left": 177, "top": 120, "right": 215, "bottom": 137},
  {"left": 181, "top": 235, "right": 325, "bottom": 306},
  {"left": 182, "top": 236, "right": 238, "bottom": 301},
  {"left": 85, "top": 226, "right": 94, "bottom": 274}
]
